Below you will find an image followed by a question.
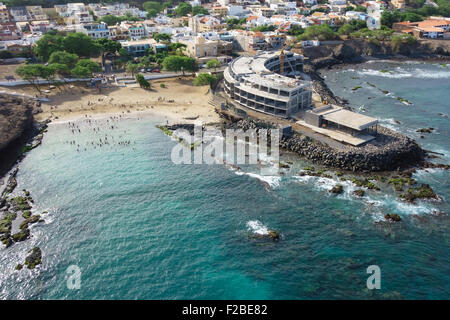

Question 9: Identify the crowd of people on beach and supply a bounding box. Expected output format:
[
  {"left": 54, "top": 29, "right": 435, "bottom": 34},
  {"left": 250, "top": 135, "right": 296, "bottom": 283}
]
[{"left": 63, "top": 115, "right": 138, "bottom": 153}]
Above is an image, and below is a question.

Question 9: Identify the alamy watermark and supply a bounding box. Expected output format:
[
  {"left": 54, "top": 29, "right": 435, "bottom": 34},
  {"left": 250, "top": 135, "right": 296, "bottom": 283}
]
[
  {"left": 366, "top": 265, "right": 381, "bottom": 290},
  {"left": 169, "top": 123, "right": 280, "bottom": 175},
  {"left": 66, "top": 265, "right": 81, "bottom": 290}
]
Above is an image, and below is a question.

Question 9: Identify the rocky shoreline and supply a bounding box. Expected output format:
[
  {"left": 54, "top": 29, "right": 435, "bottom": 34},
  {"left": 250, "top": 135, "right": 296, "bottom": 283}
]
[
  {"left": 0, "top": 93, "right": 47, "bottom": 178},
  {"left": 226, "top": 117, "right": 427, "bottom": 172}
]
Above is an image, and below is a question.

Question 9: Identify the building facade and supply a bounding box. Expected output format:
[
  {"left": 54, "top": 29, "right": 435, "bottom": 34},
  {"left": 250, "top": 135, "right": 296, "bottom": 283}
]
[{"left": 223, "top": 52, "right": 312, "bottom": 118}]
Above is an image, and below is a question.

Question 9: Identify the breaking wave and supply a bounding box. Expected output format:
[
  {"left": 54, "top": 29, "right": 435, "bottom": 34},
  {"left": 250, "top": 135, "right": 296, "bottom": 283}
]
[
  {"left": 246, "top": 220, "right": 270, "bottom": 235},
  {"left": 357, "top": 68, "right": 450, "bottom": 79}
]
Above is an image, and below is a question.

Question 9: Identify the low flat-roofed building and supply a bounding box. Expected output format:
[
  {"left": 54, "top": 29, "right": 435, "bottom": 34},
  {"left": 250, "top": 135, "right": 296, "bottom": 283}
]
[
  {"left": 302, "top": 105, "right": 378, "bottom": 146},
  {"left": 120, "top": 38, "right": 166, "bottom": 56}
]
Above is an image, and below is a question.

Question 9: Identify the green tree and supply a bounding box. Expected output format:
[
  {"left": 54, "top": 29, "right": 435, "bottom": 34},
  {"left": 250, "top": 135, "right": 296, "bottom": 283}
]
[
  {"left": 147, "top": 9, "right": 158, "bottom": 18},
  {"left": 70, "top": 65, "right": 92, "bottom": 78},
  {"left": 251, "top": 24, "right": 277, "bottom": 32},
  {"left": 297, "top": 24, "right": 337, "bottom": 41},
  {"left": 95, "top": 38, "right": 122, "bottom": 67},
  {"left": 381, "top": 10, "right": 402, "bottom": 28},
  {"left": 402, "top": 12, "right": 424, "bottom": 22},
  {"left": 287, "top": 24, "right": 304, "bottom": 36},
  {"left": 143, "top": 1, "right": 163, "bottom": 13},
  {"left": 15, "top": 64, "right": 55, "bottom": 93},
  {"left": 408, "top": 0, "right": 426, "bottom": 8},
  {"left": 33, "top": 33, "right": 64, "bottom": 62},
  {"left": 118, "top": 47, "right": 132, "bottom": 62},
  {"left": 354, "top": 6, "right": 367, "bottom": 13},
  {"left": 99, "top": 15, "right": 122, "bottom": 26},
  {"left": 162, "top": 55, "right": 197, "bottom": 75},
  {"left": 126, "top": 62, "right": 139, "bottom": 77},
  {"left": 48, "top": 51, "right": 78, "bottom": 69},
  {"left": 135, "top": 73, "right": 151, "bottom": 89},
  {"left": 192, "top": 6, "right": 209, "bottom": 16},
  {"left": 391, "top": 34, "right": 417, "bottom": 52},
  {"left": 153, "top": 33, "right": 172, "bottom": 43},
  {"left": 75, "top": 59, "right": 101, "bottom": 73},
  {"left": 194, "top": 73, "right": 216, "bottom": 86},
  {"left": 206, "top": 58, "right": 220, "bottom": 71},
  {"left": 62, "top": 33, "right": 101, "bottom": 58},
  {"left": 175, "top": 2, "right": 192, "bottom": 17},
  {"left": 48, "top": 63, "right": 70, "bottom": 79},
  {"left": 337, "top": 24, "right": 355, "bottom": 36}
]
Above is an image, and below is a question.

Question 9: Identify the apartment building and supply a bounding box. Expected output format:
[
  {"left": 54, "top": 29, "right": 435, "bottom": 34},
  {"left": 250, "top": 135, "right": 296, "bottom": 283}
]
[
  {"left": 0, "top": 3, "right": 10, "bottom": 23},
  {"left": 179, "top": 35, "right": 232, "bottom": 59},
  {"left": 223, "top": 51, "right": 312, "bottom": 118},
  {"left": 0, "top": 22, "right": 22, "bottom": 40},
  {"left": 8, "top": 6, "right": 29, "bottom": 22},
  {"left": 26, "top": 5, "right": 48, "bottom": 21},
  {"left": 77, "top": 22, "right": 110, "bottom": 39},
  {"left": 120, "top": 21, "right": 146, "bottom": 40}
]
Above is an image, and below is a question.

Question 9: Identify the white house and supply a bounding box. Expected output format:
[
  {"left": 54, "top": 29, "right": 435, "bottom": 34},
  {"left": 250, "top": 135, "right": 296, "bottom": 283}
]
[
  {"left": 228, "top": 5, "right": 245, "bottom": 17},
  {"left": 76, "top": 22, "right": 110, "bottom": 39}
]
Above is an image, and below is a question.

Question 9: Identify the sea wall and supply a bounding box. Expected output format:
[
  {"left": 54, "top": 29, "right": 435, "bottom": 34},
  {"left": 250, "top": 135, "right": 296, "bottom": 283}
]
[{"left": 220, "top": 116, "right": 425, "bottom": 172}]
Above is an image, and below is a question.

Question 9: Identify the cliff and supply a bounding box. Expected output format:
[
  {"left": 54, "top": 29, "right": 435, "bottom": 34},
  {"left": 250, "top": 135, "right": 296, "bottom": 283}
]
[
  {"left": 298, "top": 39, "right": 450, "bottom": 70},
  {"left": 0, "top": 94, "right": 39, "bottom": 176}
]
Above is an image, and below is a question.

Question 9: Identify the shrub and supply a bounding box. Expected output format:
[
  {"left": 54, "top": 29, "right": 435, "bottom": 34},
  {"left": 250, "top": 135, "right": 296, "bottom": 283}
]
[
  {"left": 136, "top": 73, "right": 151, "bottom": 89},
  {"left": 194, "top": 73, "right": 216, "bottom": 86}
]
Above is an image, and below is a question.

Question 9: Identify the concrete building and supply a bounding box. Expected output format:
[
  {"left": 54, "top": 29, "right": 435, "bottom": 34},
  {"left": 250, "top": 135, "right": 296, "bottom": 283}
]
[
  {"left": 8, "top": 6, "right": 30, "bottom": 22},
  {"left": 393, "top": 19, "right": 450, "bottom": 39},
  {"left": 179, "top": 35, "right": 232, "bottom": 59},
  {"left": 302, "top": 105, "right": 378, "bottom": 146},
  {"left": 223, "top": 51, "right": 312, "bottom": 118},
  {"left": 189, "top": 16, "right": 225, "bottom": 33},
  {"left": 76, "top": 22, "right": 110, "bottom": 39},
  {"left": 212, "top": 6, "right": 228, "bottom": 16},
  {"left": 30, "top": 20, "right": 53, "bottom": 33},
  {"left": 391, "top": 0, "right": 406, "bottom": 10},
  {"left": 0, "top": 22, "right": 22, "bottom": 41},
  {"left": 0, "top": 3, "right": 11, "bottom": 23},
  {"left": 120, "top": 38, "right": 165, "bottom": 56},
  {"left": 120, "top": 21, "right": 146, "bottom": 40},
  {"left": 26, "top": 6, "right": 48, "bottom": 21}
]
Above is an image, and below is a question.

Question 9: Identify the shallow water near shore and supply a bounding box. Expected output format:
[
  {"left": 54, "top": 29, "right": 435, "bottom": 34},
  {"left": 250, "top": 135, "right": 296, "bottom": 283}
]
[{"left": 0, "top": 61, "right": 449, "bottom": 299}]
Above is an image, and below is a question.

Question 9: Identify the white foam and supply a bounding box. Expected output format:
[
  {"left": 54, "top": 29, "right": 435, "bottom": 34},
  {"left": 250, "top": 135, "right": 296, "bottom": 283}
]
[
  {"left": 246, "top": 220, "right": 270, "bottom": 235},
  {"left": 235, "top": 171, "right": 281, "bottom": 188},
  {"left": 357, "top": 68, "right": 450, "bottom": 79}
]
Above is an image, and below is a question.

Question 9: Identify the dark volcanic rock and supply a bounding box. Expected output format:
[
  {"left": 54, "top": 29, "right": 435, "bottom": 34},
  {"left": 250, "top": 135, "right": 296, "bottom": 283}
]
[
  {"left": 0, "top": 94, "right": 38, "bottom": 176},
  {"left": 220, "top": 117, "right": 426, "bottom": 172},
  {"left": 385, "top": 213, "right": 402, "bottom": 222},
  {"left": 25, "top": 247, "right": 42, "bottom": 269},
  {"left": 330, "top": 184, "right": 344, "bottom": 194}
]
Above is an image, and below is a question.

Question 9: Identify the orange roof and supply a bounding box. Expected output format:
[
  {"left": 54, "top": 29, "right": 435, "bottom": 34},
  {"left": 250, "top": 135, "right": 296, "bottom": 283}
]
[
  {"left": 417, "top": 19, "right": 450, "bottom": 28},
  {"left": 419, "top": 26, "right": 445, "bottom": 32},
  {"left": 311, "top": 12, "right": 325, "bottom": 17},
  {"left": 247, "top": 16, "right": 258, "bottom": 21}
]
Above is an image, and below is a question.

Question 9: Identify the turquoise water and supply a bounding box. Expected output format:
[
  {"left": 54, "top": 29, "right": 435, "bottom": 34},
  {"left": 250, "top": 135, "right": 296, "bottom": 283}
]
[{"left": 0, "top": 61, "right": 449, "bottom": 299}]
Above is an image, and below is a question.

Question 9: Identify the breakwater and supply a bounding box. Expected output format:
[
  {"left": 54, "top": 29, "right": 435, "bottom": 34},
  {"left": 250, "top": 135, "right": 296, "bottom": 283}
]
[{"left": 220, "top": 115, "right": 425, "bottom": 172}]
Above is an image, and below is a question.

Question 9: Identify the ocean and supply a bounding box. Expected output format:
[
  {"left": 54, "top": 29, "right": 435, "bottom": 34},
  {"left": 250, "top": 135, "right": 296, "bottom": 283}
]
[{"left": 0, "top": 61, "right": 449, "bottom": 299}]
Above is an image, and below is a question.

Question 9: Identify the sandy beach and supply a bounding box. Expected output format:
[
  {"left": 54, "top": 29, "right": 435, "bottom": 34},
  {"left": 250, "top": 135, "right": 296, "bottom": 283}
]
[{"left": 2, "top": 76, "right": 220, "bottom": 124}]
